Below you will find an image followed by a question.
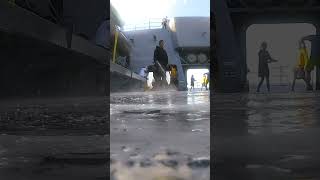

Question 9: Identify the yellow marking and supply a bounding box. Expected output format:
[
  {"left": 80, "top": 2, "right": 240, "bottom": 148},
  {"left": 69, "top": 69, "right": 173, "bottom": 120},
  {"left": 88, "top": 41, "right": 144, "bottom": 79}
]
[{"left": 112, "top": 28, "right": 119, "bottom": 64}]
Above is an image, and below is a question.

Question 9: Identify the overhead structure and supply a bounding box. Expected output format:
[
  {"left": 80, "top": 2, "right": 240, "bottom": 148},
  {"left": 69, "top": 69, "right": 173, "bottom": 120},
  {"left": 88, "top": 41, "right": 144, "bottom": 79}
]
[{"left": 0, "top": 0, "right": 110, "bottom": 97}]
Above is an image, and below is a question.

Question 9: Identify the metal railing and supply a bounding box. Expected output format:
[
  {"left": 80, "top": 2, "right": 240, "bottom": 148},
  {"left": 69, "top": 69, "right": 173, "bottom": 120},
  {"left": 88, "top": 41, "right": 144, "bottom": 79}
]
[
  {"left": 247, "top": 65, "right": 290, "bottom": 86},
  {"left": 271, "top": 65, "right": 290, "bottom": 86},
  {"left": 123, "top": 18, "right": 163, "bottom": 31},
  {"left": 271, "top": 65, "right": 316, "bottom": 88}
]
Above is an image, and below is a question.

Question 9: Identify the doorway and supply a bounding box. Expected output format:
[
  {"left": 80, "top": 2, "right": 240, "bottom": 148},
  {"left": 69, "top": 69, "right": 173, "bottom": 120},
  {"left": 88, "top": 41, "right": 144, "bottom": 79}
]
[
  {"left": 186, "top": 68, "right": 209, "bottom": 90},
  {"left": 246, "top": 23, "right": 316, "bottom": 92}
]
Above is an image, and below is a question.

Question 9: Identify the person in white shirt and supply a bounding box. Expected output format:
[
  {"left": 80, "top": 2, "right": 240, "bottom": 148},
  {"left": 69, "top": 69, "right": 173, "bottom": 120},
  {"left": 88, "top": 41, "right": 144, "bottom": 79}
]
[{"left": 139, "top": 67, "right": 147, "bottom": 78}]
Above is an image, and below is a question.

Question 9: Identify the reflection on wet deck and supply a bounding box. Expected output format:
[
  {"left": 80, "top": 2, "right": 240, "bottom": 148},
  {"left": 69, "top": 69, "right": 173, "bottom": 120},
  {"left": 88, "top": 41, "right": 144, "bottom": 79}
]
[
  {"left": 214, "top": 93, "right": 320, "bottom": 135},
  {"left": 213, "top": 92, "right": 320, "bottom": 180}
]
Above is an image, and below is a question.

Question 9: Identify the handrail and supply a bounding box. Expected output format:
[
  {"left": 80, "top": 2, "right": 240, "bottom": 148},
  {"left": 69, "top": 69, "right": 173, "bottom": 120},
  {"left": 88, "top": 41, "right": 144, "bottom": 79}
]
[
  {"left": 174, "top": 52, "right": 187, "bottom": 64},
  {"left": 123, "top": 18, "right": 164, "bottom": 31}
]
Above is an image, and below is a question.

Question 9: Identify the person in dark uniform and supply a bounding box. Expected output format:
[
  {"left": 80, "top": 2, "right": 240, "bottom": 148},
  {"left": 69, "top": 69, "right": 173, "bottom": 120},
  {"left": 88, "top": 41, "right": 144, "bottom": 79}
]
[
  {"left": 190, "top": 75, "right": 195, "bottom": 91},
  {"left": 153, "top": 40, "right": 169, "bottom": 88},
  {"left": 256, "top": 42, "right": 277, "bottom": 92}
]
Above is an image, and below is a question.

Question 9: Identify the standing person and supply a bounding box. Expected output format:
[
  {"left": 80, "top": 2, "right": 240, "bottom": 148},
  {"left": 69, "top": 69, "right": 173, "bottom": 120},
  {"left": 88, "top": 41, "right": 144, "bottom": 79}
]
[
  {"left": 205, "top": 73, "right": 209, "bottom": 90},
  {"left": 300, "top": 35, "right": 318, "bottom": 90},
  {"left": 153, "top": 35, "right": 157, "bottom": 42},
  {"left": 190, "top": 75, "right": 195, "bottom": 91},
  {"left": 201, "top": 74, "right": 207, "bottom": 91},
  {"left": 125, "top": 56, "right": 130, "bottom": 68},
  {"left": 153, "top": 40, "right": 169, "bottom": 88},
  {"left": 165, "top": 16, "right": 169, "bottom": 27},
  {"left": 169, "top": 65, "right": 178, "bottom": 89},
  {"left": 139, "top": 66, "right": 147, "bottom": 78},
  {"left": 292, "top": 41, "right": 309, "bottom": 91},
  {"left": 256, "top": 42, "right": 277, "bottom": 92},
  {"left": 162, "top": 17, "right": 168, "bottom": 29}
]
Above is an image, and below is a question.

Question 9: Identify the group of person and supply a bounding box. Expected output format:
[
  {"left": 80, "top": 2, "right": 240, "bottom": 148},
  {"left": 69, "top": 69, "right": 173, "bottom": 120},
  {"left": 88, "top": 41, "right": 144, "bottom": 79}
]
[
  {"left": 256, "top": 40, "right": 315, "bottom": 93},
  {"left": 142, "top": 39, "right": 211, "bottom": 91},
  {"left": 142, "top": 39, "right": 315, "bottom": 92},
  {"left": 190, "top": 73, "right": 209, "bottom": 91}
]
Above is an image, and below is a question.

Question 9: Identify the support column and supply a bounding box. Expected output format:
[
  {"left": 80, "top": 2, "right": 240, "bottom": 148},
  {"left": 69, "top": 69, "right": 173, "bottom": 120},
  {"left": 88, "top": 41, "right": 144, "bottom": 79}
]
[
  {"left": 316, "top": 24, "right": 320, "bottom": 90},
  {"left": 316, "top": 66, "right": 320, "bottom": 90},
  {"left": 234, "top": 21, "right": 249, "bottom": 91},
  {"left": 212, "top": 0, "right": 242, "bottom": 92}
]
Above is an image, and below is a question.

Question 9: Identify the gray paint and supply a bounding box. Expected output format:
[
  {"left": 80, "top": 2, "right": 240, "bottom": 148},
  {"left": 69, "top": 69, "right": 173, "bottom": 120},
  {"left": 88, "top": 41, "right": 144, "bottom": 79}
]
[{"left": 170, "top": 17, "right": 210, "bottom": 48}]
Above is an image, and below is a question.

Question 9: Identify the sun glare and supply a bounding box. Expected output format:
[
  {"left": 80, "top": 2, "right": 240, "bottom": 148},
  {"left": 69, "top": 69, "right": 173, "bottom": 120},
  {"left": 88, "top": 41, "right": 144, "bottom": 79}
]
[{"left": 111, "top": 0, "right": 177, "bottom": 25}]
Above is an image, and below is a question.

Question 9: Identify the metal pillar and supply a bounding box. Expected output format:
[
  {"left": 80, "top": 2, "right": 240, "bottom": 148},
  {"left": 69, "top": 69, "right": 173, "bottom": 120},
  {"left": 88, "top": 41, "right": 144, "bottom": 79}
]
[
  {"left": 212, "top": 0, "right": 242, "bottom": 92},
  {"left": 316, "top": 66, "right": 320, "bottom": 90},
  {"left": 317, "top": 26, "right": 320, "bottom": 90}
]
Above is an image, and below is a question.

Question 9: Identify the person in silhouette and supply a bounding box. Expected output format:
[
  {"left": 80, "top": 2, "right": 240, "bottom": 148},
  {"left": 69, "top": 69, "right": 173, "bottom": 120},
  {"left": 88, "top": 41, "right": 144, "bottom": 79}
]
[
  {"left": 190, "top": 75, "right": 196, "bottom": 91},
  {"left": 256, "top": 42, "right": 277, "bottom": 92},
  {"left": 153, "top": 35, "right": 157, "bottom": 42},
  {"left": 162, "top": 17, "right": 168, "bottom": 29},
  {"left": 153, "top": 40, "right": 169, "bottom": 88}
]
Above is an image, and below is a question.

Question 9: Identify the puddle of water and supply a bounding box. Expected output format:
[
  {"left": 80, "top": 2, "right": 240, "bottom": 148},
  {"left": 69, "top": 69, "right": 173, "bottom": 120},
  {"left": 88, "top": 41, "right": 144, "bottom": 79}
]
[
  {"left": 191, "top": 129, "right": 203, "bottom": 132},
  {"left": 186, "top": 118, "right": 209, "bottom": 122},
  {"left": 121, "top": 146, "right": 131, "bottom": 152},
  {"left": 279, "top": 155, "right": 309, "bottom": 162}
]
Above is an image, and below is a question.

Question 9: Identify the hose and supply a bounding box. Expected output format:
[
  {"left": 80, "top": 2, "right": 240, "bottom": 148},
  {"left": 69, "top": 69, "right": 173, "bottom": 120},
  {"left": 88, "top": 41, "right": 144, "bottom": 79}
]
[{"left": 155, "top": 61, "right": 167, "bottom": 77}]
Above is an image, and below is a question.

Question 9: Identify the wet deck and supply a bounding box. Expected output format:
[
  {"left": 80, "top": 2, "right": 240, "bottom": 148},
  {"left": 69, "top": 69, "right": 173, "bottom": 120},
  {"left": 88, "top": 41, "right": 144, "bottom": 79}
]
[
  {"left": 110, "top": 91, "right": 210, "bottom": 180},
  {"left": 0, "top": 97, "right": 108, "bottom": 180},
  {"left": 1, "top": 91, "right": 320, "bottom": 179},
  {"left": 213, "top": 92, "right": 320, "bottom": 180}
]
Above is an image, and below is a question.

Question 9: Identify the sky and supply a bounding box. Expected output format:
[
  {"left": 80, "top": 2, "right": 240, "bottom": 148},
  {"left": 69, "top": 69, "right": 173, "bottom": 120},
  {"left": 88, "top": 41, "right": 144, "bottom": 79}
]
[
  {"left": 246, "top": 23, "right": 316, "bottom": 91},
  {"left": 111, "top": 0, "right": 210, "bottom": 25}
]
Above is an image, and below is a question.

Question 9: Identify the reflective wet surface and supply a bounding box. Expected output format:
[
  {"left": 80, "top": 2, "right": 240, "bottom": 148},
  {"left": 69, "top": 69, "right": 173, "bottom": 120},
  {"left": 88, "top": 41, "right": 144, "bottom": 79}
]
[
  {"left": 213, "top": 92, "right": 320, "bottom": 180},
  {"left": 0, "top": 97, "right": 108, "bottom": 180},
  {"left": 110, "top": 91, "right": 210, "bottom": 180}
]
